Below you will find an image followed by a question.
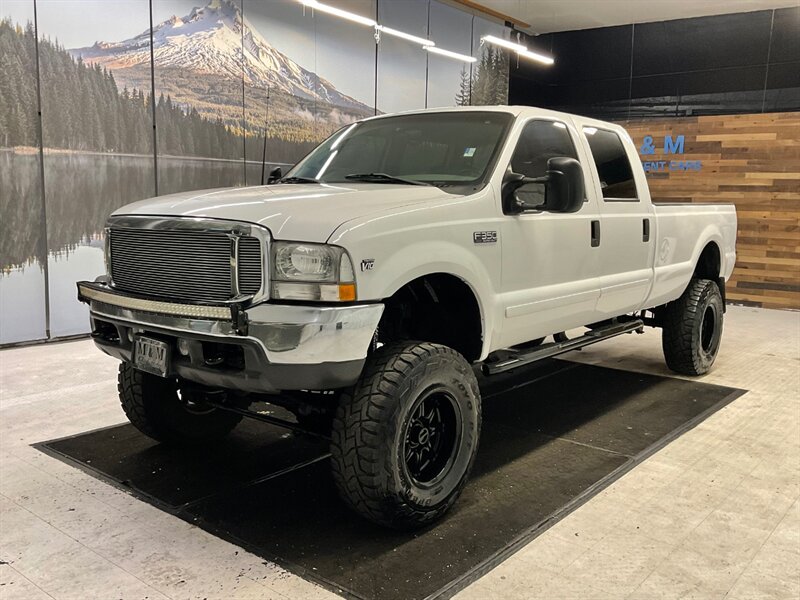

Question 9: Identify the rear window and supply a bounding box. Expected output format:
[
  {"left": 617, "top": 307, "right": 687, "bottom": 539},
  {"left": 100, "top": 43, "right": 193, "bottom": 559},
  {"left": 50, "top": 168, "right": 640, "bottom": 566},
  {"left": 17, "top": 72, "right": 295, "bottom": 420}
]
[{"left": 583, "top": 128, "right": 638, "bottom": 200}]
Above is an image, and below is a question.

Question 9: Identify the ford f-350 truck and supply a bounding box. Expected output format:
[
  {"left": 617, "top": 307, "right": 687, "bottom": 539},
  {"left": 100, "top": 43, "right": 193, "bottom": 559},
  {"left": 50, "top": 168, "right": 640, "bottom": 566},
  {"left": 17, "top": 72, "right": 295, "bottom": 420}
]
[{"left": 78, "top": 106, "right": 737, "bottom": 528}]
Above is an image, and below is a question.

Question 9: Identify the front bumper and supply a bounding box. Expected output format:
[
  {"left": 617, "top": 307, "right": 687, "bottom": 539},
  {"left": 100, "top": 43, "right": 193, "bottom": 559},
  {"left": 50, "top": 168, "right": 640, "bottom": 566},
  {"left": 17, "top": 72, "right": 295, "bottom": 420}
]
[{"left": 77, "top": 281, "right": 383, "bottom": 393}]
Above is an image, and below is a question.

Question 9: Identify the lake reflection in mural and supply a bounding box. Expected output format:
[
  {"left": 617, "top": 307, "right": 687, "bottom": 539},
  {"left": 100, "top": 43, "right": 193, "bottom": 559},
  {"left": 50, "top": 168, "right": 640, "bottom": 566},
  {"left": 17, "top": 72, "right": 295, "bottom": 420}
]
[{"left": 1, "top": 152, "right": 261, "bottom": 338}]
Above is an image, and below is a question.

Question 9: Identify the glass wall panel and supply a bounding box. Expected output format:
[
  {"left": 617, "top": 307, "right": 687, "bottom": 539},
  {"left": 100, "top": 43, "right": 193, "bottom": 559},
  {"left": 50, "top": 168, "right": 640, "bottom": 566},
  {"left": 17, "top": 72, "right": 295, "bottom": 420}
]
[
  {"left": 37, "top": 0, "right": 154, "bottom": 337},
  {"left": 312, "top": 0, "right": 376, "bottom": 137},
  {"left": 242, "top": 0, "right": 323, "bottom": 184},
  {"left": 152, "top": 0, "right": 245, "bottom": 195},
  {"left": 426, "top": 0, "right": 471, "bottom": 109},
  {"left": 471, "top": 15, "right": 509, "bottom": 105},
  {"left": 376, "top": 0, "right": 428, "bottom": 114},
  {"left": 0, "top": 0, "right": 47, "bottom": 343}
]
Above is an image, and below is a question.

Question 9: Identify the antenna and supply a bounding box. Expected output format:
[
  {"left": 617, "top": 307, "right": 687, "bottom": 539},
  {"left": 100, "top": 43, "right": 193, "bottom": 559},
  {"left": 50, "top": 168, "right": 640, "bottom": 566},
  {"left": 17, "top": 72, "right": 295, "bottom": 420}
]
[{"left": 260, "top": 85, "right": 271, "bottom": 185}]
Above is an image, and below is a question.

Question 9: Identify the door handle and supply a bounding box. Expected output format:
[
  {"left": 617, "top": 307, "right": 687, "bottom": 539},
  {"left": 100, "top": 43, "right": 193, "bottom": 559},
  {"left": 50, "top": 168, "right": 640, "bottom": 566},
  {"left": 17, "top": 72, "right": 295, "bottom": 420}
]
[
  {"left": 643, "top": 218, "right": 650, "bottom": 242},
  {"left": 591, "top": 220, "right": 601, "bottom": 247}
]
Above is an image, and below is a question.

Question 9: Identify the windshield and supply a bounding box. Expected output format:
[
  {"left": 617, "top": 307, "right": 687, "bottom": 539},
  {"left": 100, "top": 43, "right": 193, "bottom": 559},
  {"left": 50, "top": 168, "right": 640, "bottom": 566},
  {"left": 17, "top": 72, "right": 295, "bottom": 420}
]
[{"left": 285, "top": 111, "right": 513, "bottom": 188}]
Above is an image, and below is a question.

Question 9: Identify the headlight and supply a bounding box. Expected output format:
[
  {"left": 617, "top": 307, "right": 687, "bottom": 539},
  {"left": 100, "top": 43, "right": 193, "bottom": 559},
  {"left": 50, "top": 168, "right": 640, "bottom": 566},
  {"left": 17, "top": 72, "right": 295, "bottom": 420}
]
[{"left": 271, "top": 242, "right": 356, "bottom": 302}]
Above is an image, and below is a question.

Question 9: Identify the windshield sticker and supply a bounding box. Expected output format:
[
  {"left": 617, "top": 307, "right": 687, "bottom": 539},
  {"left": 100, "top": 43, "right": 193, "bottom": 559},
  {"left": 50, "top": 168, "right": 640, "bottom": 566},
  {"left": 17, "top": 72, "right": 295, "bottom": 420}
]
[{"left": 463, "top": 147, "right": 476, "bottom": 157}]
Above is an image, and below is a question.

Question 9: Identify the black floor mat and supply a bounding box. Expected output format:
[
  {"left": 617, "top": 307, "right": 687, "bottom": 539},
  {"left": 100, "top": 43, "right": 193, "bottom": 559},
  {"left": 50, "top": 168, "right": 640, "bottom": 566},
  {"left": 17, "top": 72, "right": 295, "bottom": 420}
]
[{"left": 37, "top": 359, "right": 744, "bottom": 600}]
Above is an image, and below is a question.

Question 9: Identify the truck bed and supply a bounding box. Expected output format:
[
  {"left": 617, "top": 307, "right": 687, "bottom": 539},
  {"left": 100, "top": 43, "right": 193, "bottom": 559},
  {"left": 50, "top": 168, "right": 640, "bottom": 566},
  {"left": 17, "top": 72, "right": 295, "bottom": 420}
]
[{"left": 647, "top": 203, "right": 737, "bottom": 308}]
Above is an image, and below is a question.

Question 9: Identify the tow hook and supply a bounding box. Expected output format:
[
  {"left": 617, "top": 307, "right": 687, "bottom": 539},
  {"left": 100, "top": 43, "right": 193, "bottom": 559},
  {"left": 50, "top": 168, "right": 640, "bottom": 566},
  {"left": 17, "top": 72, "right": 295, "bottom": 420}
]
[{"left": 232, "top": 304, "right": 249, "bottom": 335}]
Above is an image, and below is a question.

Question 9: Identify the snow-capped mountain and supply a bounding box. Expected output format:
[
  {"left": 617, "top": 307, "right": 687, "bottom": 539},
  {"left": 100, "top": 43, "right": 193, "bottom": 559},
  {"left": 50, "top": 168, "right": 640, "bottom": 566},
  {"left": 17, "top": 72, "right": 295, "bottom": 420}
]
[{"left": 69, "top": 0, "right": 370, "bottom": 113}]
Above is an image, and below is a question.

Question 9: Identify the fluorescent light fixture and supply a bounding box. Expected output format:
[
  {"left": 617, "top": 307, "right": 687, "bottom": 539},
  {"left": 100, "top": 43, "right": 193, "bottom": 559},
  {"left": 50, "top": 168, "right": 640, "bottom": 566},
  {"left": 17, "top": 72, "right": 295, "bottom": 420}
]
[
  {"left": 481, "top": 35, "right": 525, "bottom": 53},
  {"left": 377, "top": 25, "right": 434, "bottom": 47},
  {"left": 481, "top": 34, "right": 554, "bottom": 66},
  {"left": 299, "top": 0, "right": 375, "bottom": 27},
  {"left": 300, "top": 1, "right": 433, "bottom": 50},
  {"left": 518, "top": 48, "right": 555, "bottom": 65},
  {"left": 424, "top": 46, "right": 476, "bottom": 63}
]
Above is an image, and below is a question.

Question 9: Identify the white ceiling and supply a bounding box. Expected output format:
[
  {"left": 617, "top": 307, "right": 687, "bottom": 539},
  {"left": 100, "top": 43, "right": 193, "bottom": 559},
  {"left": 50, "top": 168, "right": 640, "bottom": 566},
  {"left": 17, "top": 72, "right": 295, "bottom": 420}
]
[{"left": 478, "top": 0, "right": 799, "bottom": 34}]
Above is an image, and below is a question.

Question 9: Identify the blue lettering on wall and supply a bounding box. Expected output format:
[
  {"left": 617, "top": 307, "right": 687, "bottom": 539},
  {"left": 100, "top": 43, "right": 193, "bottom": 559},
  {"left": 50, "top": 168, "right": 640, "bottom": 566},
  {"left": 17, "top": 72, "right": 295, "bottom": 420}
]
[
  {"left": 664, "top": 135, "right": 685, "bottom": 155},
  {"left": 639, "top": 134, "right": 700, "bottom": 173},
  {"left": 669, "top": 160, "right": 702, "bottom": 171},
  {"left": 640, "top": 135, "right": 656, "bottom": 155}
]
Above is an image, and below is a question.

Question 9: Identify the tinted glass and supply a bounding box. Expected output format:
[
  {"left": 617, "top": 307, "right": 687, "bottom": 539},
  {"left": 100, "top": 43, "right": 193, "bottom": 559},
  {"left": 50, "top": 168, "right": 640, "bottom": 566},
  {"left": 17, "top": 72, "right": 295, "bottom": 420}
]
[
  {"left": 584, "top": 128, "right": 638, "bottom": 199},
  {"left": 510, "top": 120, "right": 577, "bottom": 178},
  {"left": 287, "top": 112, "right": 513, "bottom": 187}
]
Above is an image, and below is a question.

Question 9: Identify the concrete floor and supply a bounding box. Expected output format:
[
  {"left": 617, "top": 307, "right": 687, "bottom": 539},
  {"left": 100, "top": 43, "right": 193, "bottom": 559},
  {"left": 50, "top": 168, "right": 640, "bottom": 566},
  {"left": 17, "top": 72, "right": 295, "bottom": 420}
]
[{"left": 1, "top": 305, "right": 798, "bottom": 600}]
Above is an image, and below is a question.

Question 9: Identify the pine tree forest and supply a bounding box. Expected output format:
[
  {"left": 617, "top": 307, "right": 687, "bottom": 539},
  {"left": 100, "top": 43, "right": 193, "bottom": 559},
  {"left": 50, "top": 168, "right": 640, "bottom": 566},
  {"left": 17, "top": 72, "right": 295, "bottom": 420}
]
[
  {"left": 457, "top": 44, "right": 510, "bottom": 106},
  {"left": 1, "top": 19, "right": 255, "bottom": 160}
]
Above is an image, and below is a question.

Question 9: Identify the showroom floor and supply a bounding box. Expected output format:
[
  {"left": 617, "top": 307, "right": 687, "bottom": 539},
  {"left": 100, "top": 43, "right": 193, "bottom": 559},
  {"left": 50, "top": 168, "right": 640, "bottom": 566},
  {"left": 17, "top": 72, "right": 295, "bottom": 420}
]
[{"left": 1, "top": 305, "right": 798, "bottom": 600}]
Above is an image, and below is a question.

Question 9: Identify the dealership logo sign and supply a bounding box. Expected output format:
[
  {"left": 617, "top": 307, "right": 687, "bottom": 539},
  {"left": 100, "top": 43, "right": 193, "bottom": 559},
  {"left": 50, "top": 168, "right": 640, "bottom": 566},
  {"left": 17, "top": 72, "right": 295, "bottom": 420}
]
[{"left": 639, "top": 134, "right": 702, "bottom": 173}]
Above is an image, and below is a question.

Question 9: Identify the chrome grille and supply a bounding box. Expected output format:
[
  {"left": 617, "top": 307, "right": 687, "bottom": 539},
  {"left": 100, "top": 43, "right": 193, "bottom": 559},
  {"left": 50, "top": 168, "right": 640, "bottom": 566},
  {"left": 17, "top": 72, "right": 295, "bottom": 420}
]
[
  {"left": 237, "top": 236, "right": 263, "bottom": 295},
  {"left": 109, "top": 227, "right": 263, "bottom": 303}
]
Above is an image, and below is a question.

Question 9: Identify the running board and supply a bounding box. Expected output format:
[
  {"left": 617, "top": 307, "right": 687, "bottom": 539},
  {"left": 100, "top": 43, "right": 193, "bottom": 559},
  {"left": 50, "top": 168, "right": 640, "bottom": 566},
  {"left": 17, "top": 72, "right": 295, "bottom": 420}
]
[{"left": 482, "top": 319, "right": 644, "bottom": 376}]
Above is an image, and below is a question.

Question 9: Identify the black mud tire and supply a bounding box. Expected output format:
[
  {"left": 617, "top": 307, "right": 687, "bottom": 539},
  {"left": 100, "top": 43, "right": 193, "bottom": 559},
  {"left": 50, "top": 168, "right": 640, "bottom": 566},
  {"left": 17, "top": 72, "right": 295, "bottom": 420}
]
[
  {"left": 330, "top": 341, "right": 481, "bottom": 530},
  {"left": 295, "top": 411, "right": 335, "bottom": 436},
  {"left": 118, "top": 363, "right": 242, "bottom": 445},
  {"left": 662, "top": 278, "right": 724, "bottom": 376}
]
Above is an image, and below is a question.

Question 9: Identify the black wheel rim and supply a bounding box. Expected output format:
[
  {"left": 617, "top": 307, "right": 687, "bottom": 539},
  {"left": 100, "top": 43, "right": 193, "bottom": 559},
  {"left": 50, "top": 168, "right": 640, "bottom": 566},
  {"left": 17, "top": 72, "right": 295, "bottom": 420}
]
[
  {"left": 403, "top": 388, "right": 461, "bottom": 488},
  {"left": 701, "top": 304, "right": 717, "bottom": 354}
]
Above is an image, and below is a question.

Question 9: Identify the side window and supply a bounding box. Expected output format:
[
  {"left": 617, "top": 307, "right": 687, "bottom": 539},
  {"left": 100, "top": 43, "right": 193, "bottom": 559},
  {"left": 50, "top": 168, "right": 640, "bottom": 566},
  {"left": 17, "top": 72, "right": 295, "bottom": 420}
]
[
  {"left": 583, "top": 128, "right": 638, "bottom": 200},
  {"left": 510, "top": 120, "right": 578, "bottom": 178}
]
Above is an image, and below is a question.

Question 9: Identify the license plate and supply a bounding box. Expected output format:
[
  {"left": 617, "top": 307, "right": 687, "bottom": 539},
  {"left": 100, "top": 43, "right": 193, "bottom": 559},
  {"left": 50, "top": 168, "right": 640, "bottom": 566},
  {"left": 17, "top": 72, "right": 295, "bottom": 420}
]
[{"left": 133, "top": 336, "right": 170, "bottom": 377}]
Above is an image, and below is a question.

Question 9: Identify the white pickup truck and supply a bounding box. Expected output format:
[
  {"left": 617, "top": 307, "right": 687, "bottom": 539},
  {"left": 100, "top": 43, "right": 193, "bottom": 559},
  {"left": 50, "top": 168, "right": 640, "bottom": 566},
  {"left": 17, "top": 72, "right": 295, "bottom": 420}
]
[{"left": 78, "top": 106, "right": 737, "bottom": 528}]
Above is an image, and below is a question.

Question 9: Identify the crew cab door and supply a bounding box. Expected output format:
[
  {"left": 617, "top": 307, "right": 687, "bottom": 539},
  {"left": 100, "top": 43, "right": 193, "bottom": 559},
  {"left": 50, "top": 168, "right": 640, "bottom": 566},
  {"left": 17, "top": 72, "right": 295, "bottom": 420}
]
[
  {"left": 578, "top": 124, "right": 656, "bottom": 316},
  {"left": 496, "top": 118, "right": 603, "bottom": 348}
]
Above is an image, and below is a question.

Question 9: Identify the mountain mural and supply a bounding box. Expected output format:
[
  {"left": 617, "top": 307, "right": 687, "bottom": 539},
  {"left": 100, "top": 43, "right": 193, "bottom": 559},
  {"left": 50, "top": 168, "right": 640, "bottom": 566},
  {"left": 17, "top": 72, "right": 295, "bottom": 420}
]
[{"left": 69, "top": 0, "right": 373, "bottom": 145}]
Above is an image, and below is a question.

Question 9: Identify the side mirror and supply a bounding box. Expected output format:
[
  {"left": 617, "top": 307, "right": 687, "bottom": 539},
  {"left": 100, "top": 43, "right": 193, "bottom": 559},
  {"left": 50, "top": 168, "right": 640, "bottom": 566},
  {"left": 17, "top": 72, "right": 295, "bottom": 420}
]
[
  {"left": 502, "top": 172, "right": 545, "bottom": 214},
  {"left": 502, "top": 157, "right": 584, "bottom": 215},
  {"left": 544, "top": 157, "right": 584, "bottom": 213},
  {"left": 267, "top": 166, "right": 282, "bottom": 184}
]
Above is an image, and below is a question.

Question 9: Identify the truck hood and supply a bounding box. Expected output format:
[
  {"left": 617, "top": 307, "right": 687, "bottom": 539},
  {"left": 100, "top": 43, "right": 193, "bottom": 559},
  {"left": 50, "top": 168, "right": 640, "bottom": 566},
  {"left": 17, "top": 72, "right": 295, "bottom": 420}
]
[{"left": 114, "top": 183, "right": 457, "bottom": 242}]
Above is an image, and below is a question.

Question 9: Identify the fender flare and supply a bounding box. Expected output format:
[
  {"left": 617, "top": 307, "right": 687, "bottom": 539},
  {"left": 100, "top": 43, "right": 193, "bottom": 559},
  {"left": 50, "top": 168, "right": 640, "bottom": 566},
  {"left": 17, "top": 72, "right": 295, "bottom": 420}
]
[{"left": 381, "top": 261, "right": 496, "bottom": 362}]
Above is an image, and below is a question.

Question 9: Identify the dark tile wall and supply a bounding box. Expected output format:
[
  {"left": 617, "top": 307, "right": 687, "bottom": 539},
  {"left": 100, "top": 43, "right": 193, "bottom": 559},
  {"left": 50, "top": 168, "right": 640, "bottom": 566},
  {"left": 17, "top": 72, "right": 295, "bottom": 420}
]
[{"left": 509, "top": 7, "right": 800, "bottom": 119}]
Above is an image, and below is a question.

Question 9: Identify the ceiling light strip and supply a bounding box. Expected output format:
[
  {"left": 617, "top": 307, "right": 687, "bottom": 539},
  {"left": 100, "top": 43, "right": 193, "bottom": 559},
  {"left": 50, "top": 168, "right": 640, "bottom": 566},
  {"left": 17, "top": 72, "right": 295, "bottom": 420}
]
[
  {"left": 518, "top": 48, "right": 554, "bottom": 65},
  {"left": 481, "top": 34, "right": 554, "bottom": 66},
  {"left": 299, "top": 0, "right": 375, "bottom": 27},
  {"left": 481, "top": 35, "right": 526, "bottom": 53},
  {"left": 298, "top": 1, "right": 435, "bottom": 50},
  {"left": 377, "top": 25, "right": 434, "bottom": 47},
  {"left": 423, "top": 46, "right": 476, "bottom": 63}
]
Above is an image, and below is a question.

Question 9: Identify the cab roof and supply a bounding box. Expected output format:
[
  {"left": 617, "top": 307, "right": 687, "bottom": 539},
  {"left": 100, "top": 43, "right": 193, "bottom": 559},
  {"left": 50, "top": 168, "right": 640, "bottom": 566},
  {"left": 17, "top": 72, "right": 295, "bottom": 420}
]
[{"left": 363, "top": 105, "right": 622, "bottom": 133}]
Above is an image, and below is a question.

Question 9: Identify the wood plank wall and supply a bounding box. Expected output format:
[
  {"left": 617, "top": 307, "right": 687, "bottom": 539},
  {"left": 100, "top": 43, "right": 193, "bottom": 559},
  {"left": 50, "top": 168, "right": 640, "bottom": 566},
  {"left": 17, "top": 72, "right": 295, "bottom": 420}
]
[{"left": 620, "top": 112, "right": 800, "bottom": 310}]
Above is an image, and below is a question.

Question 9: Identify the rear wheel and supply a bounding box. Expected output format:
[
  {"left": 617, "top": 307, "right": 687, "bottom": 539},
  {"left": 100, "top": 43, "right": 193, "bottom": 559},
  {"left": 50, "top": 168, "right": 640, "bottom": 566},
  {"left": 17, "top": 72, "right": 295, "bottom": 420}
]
[
  {"left": 118, "top": 363, "right": 241, "bottom": 445},
  {"left": 330, "top": 341, "right": 481, "bottom": 529},
  {"left": 661, "top": 278, "right": 724, "bottom": 376}
]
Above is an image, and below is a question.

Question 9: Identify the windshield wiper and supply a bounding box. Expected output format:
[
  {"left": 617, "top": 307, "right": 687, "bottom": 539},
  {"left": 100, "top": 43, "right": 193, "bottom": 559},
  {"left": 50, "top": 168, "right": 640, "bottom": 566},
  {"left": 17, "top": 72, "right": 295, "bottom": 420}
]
[
  {"left": 344, "top": 173, "right": 430, "bottom": 186},
  {"left": 279, "top": 176, "right": 319, "bottom": 184}
]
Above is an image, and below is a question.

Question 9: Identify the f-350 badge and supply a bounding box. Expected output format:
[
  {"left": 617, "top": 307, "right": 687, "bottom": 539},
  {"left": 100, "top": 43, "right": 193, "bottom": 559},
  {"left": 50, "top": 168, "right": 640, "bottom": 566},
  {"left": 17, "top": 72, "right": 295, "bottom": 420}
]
[{"left": 473, "top": 231, "right": 497, "bottom": 244}]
